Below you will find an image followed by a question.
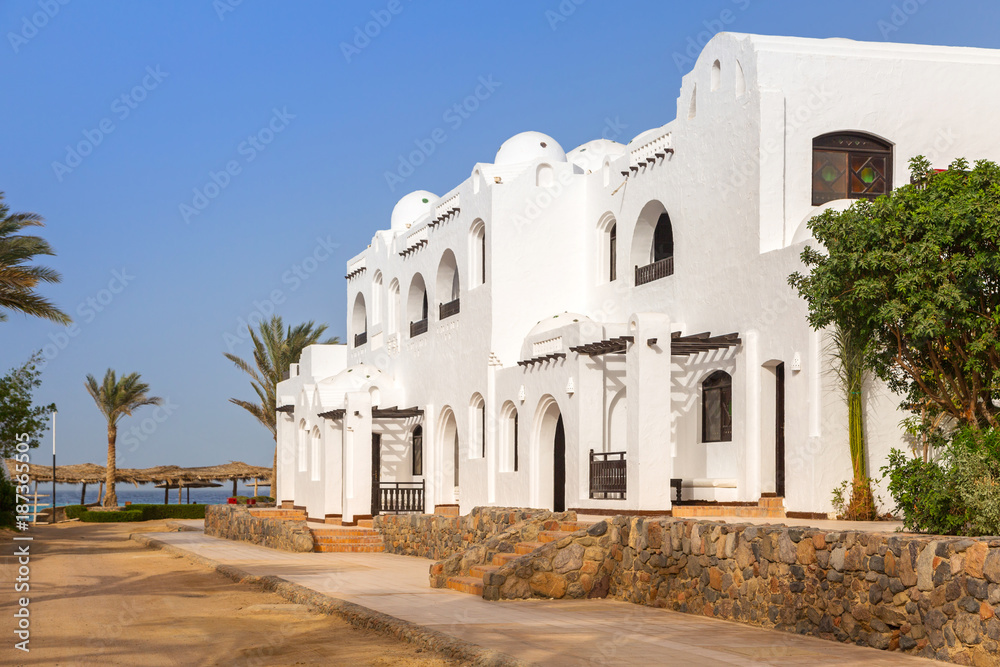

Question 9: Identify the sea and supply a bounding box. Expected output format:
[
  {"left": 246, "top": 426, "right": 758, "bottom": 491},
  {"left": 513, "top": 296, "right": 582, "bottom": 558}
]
[{"left": 29, "top": 482, "right": 270, "bottom": 508}]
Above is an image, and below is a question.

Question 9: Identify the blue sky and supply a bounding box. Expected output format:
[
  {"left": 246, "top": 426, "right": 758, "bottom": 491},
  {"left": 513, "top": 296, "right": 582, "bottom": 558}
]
[{"left": 3, "top": 0, "right": 999, "bottom": 470}]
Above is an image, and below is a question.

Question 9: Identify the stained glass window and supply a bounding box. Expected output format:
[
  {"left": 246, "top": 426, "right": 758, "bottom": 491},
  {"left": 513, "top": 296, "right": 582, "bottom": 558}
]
[{"left": 812, "top": 133, "right": 892, "bottom": 206}]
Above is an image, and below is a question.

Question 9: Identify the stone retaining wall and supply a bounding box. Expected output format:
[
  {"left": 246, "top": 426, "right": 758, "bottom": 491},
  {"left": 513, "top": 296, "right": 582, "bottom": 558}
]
[
  {"left": 205, "top": 504, "right": 314, "bottom": 552},
  {"left": 375, "top": 507, "right": 574, "bottom": 561},
  {"left": 430, "top": 513, "right": 576, "bottom": 587},
  {"left": 484, "top": 516, "right": 1000, "bottom": 664}
]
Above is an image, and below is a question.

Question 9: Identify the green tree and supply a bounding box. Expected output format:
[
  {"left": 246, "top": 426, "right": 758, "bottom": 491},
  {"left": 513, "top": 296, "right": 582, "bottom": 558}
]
[
  {"left": 224, "top": 316, "right": 338, "bottom": 486},
  {"left": 790, "top": 157, "right": 1000, "bottom": 430},
  {"left": 0, "top": 352, "right": 54, "bottom": 458},
  {"left": 0, "top": 193, "right": 71, "bottom": 324},
  {"left": 84, "top": 369, "right": 162, "bottom": 507}
]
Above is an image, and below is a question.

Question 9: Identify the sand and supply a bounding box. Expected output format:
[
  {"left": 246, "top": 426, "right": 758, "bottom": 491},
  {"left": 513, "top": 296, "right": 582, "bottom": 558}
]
[{"left": 0, "top": 521, "right": 459, "bottom": 666}]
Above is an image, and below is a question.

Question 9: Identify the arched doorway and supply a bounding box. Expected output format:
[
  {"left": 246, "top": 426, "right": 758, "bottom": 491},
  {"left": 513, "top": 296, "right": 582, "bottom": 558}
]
[
  {"left": 438, "top": 408, "right": 459, "bottom": 504},
  {"left": 534, "top": 396, "right": 566, "bottom": 512}
]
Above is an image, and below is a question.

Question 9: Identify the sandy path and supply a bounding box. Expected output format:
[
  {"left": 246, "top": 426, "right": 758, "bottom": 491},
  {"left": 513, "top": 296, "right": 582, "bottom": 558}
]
[{"left": 0, "top": 522, "right": 458, "bottom": 666}]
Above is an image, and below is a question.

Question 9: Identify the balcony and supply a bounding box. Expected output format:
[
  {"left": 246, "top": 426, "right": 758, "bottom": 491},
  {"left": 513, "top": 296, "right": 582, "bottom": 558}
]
[
  {"left": 372, "top": 480, "right": 425, "bottom": 515},
  {"left": 589, "top": 449, "right": 626, "bottom": 500},
  {"left": 439, "top": 298, "right": 460, "bottom": 320},
  {"left": 409, "top": 318, "right": 428, "bottom": 337},
  {"left": 354, "top": 331, "right": 367, "bottom": 347},
  {"left": 634, "top": 256, "right": 673, "bottom": 286}
]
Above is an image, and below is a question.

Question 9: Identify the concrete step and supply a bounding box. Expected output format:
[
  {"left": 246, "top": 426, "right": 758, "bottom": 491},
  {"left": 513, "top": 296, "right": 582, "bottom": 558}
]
[
  {"left": 515, "top": 541, "right": 543, "bottom": 555},
  {"left": 446, "top": 575, "right": 483, "bottom": 595},
  {"left": 310, "top": 528, "right": 380, "bottom": 537},
  {"left": 672, "top": 505, "right": 786, "bottom": 519},
  {"left": 356, "top": 519, "right": 374, "bottom": 528},
  {"left": 492, "top": 552, "right": 521, "bottom": 566},
  {"left": 313, "top": 543, "right": 385, "bottom": 553},
  {"left": 469, "top": 564, "right": 500, "bottom": 578},
  {"left": 248, "top": 509, "right": 306, "bottom": 520}
]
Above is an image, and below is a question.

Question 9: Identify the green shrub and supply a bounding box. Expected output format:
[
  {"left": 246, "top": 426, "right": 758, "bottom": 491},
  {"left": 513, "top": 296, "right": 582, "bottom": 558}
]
[
  {"left": 882, "top": 426, "right": 1000, "bottom": 536},
  {"left": 252, "top": 496, "right": 274, "bottom": 503},
  {"left": 79, "top": 509, "right": 143, "bottom": 523},
  {"left": 64, "top": 504, "right": 87, "bottom": 520},
  {"left": 132, "top": 504, "right": 206, "bottom": 520},
  {"left": 0, "top": 472, "right": 15, "bottom": 514}
]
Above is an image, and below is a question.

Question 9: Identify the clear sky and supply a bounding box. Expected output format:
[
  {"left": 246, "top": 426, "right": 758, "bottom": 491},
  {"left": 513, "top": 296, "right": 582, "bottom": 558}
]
[{"left": 3, "top": 0, "right": 999, "bottom": 471}]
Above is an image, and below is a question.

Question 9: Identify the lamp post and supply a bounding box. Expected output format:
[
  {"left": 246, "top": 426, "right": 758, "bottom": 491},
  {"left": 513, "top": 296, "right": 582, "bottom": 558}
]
[{"left": 50, "top": 407, "right": 57, "bottom": 525}]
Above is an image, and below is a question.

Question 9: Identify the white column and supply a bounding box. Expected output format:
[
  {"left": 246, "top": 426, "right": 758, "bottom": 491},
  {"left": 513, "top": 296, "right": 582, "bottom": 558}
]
[{"left": 744, "top": 329, "right": 762, "bottom": 500}]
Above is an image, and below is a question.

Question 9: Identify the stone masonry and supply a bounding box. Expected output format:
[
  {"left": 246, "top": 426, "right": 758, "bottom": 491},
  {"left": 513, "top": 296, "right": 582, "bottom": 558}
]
[
  {"left": 205, "top": 504, "right": 314, "bottom": 552},
  {"left": 375, "top": 507, "right": 574, "bottom": 561},
  {"left": 482, "top": 516, "right": 1000, "bottom": 665}
]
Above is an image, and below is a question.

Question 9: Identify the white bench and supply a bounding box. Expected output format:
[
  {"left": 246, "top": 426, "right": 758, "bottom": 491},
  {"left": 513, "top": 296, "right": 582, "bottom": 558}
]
[{"left": 670, "top": 478, "right": 738, "bottom": 503}]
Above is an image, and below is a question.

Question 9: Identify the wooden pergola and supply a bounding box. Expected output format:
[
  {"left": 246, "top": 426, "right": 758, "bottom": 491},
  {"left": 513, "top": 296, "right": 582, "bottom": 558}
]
[{"left": 3, "top": 459, "right": 271, "bottom": 505}]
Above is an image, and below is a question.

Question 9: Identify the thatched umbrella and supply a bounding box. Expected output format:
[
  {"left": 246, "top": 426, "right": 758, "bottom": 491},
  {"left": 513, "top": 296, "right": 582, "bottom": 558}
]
[{"left": 154, "top": 480, "right": 222, "bottom": 504}]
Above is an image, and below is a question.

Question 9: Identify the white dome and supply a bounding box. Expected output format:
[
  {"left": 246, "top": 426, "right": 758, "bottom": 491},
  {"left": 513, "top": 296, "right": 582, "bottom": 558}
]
[
  {"left": 567, "top": 139, "right": 627, "bottom": 173},
  {"left": 527, "top": 312, "right": 593, "bottom": 338},
  {"left": 316, "top": 364, "right": 384, "bottom": 405},
  {"left": 390, "top": 191, "right": 437, "bottom": 231},
  {"left": 494, "top": 131, "right": 566, "bottom": 166}
]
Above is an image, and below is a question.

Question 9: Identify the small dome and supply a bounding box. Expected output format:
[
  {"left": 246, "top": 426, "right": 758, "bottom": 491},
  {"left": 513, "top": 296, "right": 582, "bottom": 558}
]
[
  {"left": 316, "top": 364, "right": 384, "bottom": 405},
  {"left": 567, "top": 139, "right": 627, "bottom": 173},
  {"left": 527, "top": 312, "right": 593, "bottom": 338},
  {"left": 390, "top": 191, "right": 437, "bottom": 231},
  {"left": 494, "top": 131, "right": 566, "bottom": 166}
]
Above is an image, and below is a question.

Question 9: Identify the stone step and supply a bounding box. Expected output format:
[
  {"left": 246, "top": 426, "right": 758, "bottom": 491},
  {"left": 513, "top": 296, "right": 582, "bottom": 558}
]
[
  {"left": 313, "top": 543, "right": 385, "bottom": 553},
  {"left": 469, "top": 564, "right": 500, "bottom": 578},
  {"left": 758, "top": 496, "right": 786, "bottom": 509},
  {"left": 538, "top": 530, "right": 570, "bottom": 543},
  {"left": 516, "top": 541, "right": 543, "bottom": 555},
  {"left": 672, "top": 505, "right": 786, "bottom": 519},
  {"left": 434, "top": 505, "right": 460, "bottom": 518},
  {"left": 310, "top": 528, "right": 380, "bottom": 537},
  {"left": 445, "top": 575, "right": 483, "bottom": 595},
  {"left": 249, "top": 509, "right": 306, "bottom": 520},
  {"left": 492, "top": 552, "right": 521, "bottom": 566},
  {"left": 356, "top": 519, "right": 374, "bottom": 528},
  {"left": 542, "top": 519, "right": 593, "bottom": 532},
  {"left": 313, "top": 536, "right": 383, "bottom": 546}
]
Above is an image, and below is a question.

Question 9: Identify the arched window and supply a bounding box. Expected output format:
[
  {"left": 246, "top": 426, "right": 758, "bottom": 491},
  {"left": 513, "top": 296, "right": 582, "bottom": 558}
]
[
  {"left": 470, "top": 394, "right": 486, "bottom": 459},
  {"left": 688, "top": 84, "right": 697, "bottom": 119},
  {"left": 411, "top": 425, "right": 423, "bottom": 476},
  {"left": 711, "top": 59, "right": 721, "bottom": 91},
  {"left": 297, "top": 421, "right": 307, "bottom": 472},
  {"left": 812, "top": 132, "right": 892, "bottom": 206},
  {"left": 372, "top": 271, "right": 382, "bottom": 326},
  {"left": 735, "top": 59, "right": 746, "bottom": 97},
  {"left": 652, "top": 214, "right": 673, "bottom": 263},
  {"left": 702, "top": 371, "right": 733, "bottom": 443},
  {"left": 388, "top": 279, "right": 400, "bottom": 335},
  {"left": 501, "top": 402, "right": 518, "bottom": 472},
  {"left": 407, "top": 274, "right": 428, "bottom": 337},
  {"left": 536, "top": 163, "right": 554, "bottom": 187},
  {"left": 437, "top": 250, "right": 460, "bottom": 319},
  {"left": 311, "top": 427, "right": 321, "bottom": 481},
  {"left": 609, "top": 223, "right": 617, "bottom": 281},
  {"left": 352, "top": 293, "right": 367, "bottom": 347},
  {"left": 469, "top": 220, "right": 486, "bottom": 287}
]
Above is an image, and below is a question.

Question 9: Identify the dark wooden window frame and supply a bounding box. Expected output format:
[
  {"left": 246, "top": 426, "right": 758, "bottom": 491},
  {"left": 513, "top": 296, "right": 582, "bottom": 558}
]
[
  {"left": 411, "top": 426, "right": 423, "bottom": 476},
  {"left": 702, "top": 370, "right": 733, "bottom": 443},
  {"left": 609, "top": 224, "right": 617, "bottom": 282},
  {"left": 812, "top": 132, "right": 893, "bottom": 206}
]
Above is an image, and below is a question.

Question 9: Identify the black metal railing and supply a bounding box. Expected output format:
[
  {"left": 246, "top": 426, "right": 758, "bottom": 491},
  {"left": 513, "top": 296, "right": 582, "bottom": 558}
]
[
  {"left": 409, "top": 318, "right": 428, "bottom": 337},
  {"left": 354, "top": 331, "right": 367, "bottom": 347},
  {"left": 375, "top": 480, "right": 425, "bottom": 514},
  {"left": 634, "top": 256, "right": 674, "bottom": 285},
  {"left": 439, "top": 298, "right": 460, "bottom": 320},
  {"left": 589, "top": 449, "right": 626, "bottom": 499}
]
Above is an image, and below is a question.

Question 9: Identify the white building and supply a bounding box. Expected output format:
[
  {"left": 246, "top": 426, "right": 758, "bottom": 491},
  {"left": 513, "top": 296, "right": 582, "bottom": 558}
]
[{"left": 276, "top": 33, "right": 1000, "bottom": 523}]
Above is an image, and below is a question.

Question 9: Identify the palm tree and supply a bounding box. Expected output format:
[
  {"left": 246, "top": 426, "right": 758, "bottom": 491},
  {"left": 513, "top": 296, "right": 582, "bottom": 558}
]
[
  {"left": 0, "top": 193, "right": 71, "bottom": 324},
  {"left": 85, "top": 369, "right": 163, "bottom": 507},
  {"left": 829, "top": 323, "right": 876, "bottom": 520},
  {"left": 224, "top": 316, "right": 338, "bottom": 487}
]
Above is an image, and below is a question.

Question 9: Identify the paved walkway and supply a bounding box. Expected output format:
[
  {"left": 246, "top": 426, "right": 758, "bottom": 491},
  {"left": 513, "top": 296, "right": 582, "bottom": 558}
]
[{"left": 145, "top": 528, "right": 936, "bottom": 666}]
